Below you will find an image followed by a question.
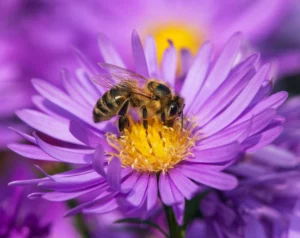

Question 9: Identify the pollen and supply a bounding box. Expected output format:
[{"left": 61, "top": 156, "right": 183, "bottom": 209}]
[{"left": 106, "top": 118, "right": 200, "bottom": 173}]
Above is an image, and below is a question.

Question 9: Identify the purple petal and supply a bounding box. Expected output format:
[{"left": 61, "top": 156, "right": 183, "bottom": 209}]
[
  {"left": 42, "top": 185, "right": 101, "bottom": 201},
  {"left": 73, "top": 48, "right": 99, "bottom": 76},
  {"left": 131, "top": 30, "right": 149, "bottom": 77},
  {"left": 61, "top": 69, "right": 92, "bottom": 107},
  {"left": 248, "top": 109, "right": 276, "bottom": 136},
  {"left": 161, "top": 41, "right": 177, "bottom": 87},
  {"left": 180, "top": 49, "right": 193, "bottom": 76},
  {"left": 147, "top": 174, "right": 158, "bottom": 211},
  {"left": 107, "top": 157, "right": 121, "bottom": 191},
  {"left": 8, "top": 144, "right": 58, "bottom": 161},
  {"left": 75, "top": 68, "right": 101, "bottom": 102},
  {"left": 16, "top": 109, "right": 83, "bottom": 145},
  {"left": 191, "top": 142, "right": 239, "bottom": 163},
  {"left": 186, "top": 220, "right": 206, "bottom": 238},
  {"left": 31, "top": 79, "right": 105, "bottom": 131},
  {"left": 9, "top": 127, "right": 36, "bottom": 144},
  {"left": 176, "top": 164, "right": 238, "bottom": 190},
  {"left": 196, "top": 33, "right": 242, "bottom": 108},
  {"left": 32, "top": 96, "right": 74, "bottom": 121},
  {"left": 144, "top": 35, "right": 159, "bottom": 78},
  {"left": 98, "top": 32, "right": 125, "bottom": 67},
  {"left": 83, "top": 199, "right": 119, "bottom": 214},
  {"left": 194, "top": 65, "right": 255, "bottom": 125},
  {"left": 65, "top": 192, "right": 117, "bottom": 217},
  {"left": 69, "top": 120, "right": 105, "bottom": 148},
  {"left": 34, "top": 133, "right": 93, "bottom": 164},
  {"left": 169, "top": 169, "right": 199, "bottom": 200},
  {"left": 245, "top": 217, "right": 267, "bottom": 238},
  {"left": 181, "top": 42, "right": 213, "bottom": 108},
  {"left": 203, "top": 64, "right": 270, "bottom": 136},
  {"left": 288, "top": 200, "right": 300, "bottom": 238},
  {"left": 127, "top": 173, "right": 149, "bottom": 207},
  {"left": 171, "top": 199, "right": 185, "bottom": 226},
  {"left": 246, "top": 126, "right": 283, "bottom": 152},
  {"left": 228, "top": 162, "right": 271, "bottom": 178},
  {"left": 198, "top": 118, "right": 252, "bottom": 149},
  {"left": 93, "top": 146, "right": 107, "bottom": 177},
  {"left": 234, "top": 91, "right": 288, "bottom": 125},
  {"left": 252, "top": 145, "right": 299, "bottom": 168},
  {"left": 159, "top": 173, "right": 178, "bottom": 206},
  {"left": 121, "top": 172, "right": 140, "bottom": 192}
]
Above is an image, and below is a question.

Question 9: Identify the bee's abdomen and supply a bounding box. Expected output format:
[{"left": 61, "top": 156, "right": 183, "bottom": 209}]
[{"left": 93, "top": 88, "right": 129, "bottom": 123}]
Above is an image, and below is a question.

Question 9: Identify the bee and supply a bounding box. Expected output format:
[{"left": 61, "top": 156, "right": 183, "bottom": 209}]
[{"left": 92, "top": 63, "right": 185, "bottom": 132}]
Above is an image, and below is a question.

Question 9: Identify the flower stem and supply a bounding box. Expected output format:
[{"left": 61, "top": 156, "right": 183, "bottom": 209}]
[{"left": 164, "top": 205, "right": 185, "bottom": 238}]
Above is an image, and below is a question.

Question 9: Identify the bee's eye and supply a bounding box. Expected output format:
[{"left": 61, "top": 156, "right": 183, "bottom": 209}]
[{"left": 168, "top": 103, "right": 178, "bottom": 117}]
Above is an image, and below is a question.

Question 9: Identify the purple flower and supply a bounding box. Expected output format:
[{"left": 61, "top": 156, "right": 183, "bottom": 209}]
[
  {"left": 9, "top": 31, "right": 287, "bottom": 225},
  {"left": 0, "top": 159, "right": 79, "bottom": 238},
  {"left": 186, "top": 171, "right": 300, "bottom": 238}
]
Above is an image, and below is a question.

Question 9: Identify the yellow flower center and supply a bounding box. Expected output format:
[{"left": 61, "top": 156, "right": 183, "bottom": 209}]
[
  {"left": 146, "top": 22, "right": 204, "bottom": 66},
  {"left": 106, "top": 118, "right": 200, "bottom": 173}
]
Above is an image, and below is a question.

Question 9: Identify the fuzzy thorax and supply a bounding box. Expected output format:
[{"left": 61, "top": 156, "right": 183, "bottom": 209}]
[{"left": 106, "top": 117, "right": 200, "bottom": 173}]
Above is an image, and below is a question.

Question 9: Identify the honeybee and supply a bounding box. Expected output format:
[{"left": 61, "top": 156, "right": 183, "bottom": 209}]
[{"left": 92, "top": 63, "right": 185, "bottom": 132}]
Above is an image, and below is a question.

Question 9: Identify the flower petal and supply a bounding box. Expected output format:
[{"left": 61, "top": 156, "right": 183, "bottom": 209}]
[
  {"left": 203, "top": 64, "right": 270, "bottom": 136},
  {"left": 127, "top": 173, "right": 149, "bottom": 207},
  {"left": 176, "top": 164, "right": 238, "bottom": 190},
  {"left": 34, "top": 133, "right": 93, "bottom": 164},
  {"left": 245, "top": 217, "right": 267, "bottom": 238},
  {"left": 32, "top": 79, "right": 106, "bottom": 131},
  {"left": 132, "top": 30, "right": 149, "bottom": 77},
  {"left": 16, "top": 109, "right": 83, "bottom": 145},
  {"left": 181, "top": 42, "right": 213, "bottom": 108},
  {"left": 194, "top": 65, "right": 255, "bottom": 125},
  {"left": 98, "top": 32, "right": 125, "bottom": 67},
  {"left": 169, "top": 169, "right": 199, "bottom": 200},
  {"left": 7, "top": 144, "right": 58, "bottom": 161},
  {"left": 192, "top": 142, "right": 240, "bottom": 163},
  {"left": 93, "top": 146, "right": 108, "bottom": 178},
  {"left": 147, "top": 174, "right": 158, "bottom": 212},
  {"left": 161, "top": 41, "right": 177, "bottom": 87},
  {"left": 107, "top": 157, "right": 121, "bottom": 191},
  {"left": 196, "top": 33, "right": 242, "bottom": 108},
  {"left": 252, "top": 145, "right": 299, "bottom": 168},
  {"left": 159, "top": 173, "right": 179, "bottom": 205},
  {"left": 246, "top": 126, "right": 283, "bottom": 152},
  {"left": 69, "top": 120, "right": 105, "bottom": 148},
  {"left": 144, "top": 35, "right": 159, "bottom": 78}
]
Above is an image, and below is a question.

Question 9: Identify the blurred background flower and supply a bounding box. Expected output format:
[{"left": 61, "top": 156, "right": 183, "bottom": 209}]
[{"left": 0, "top": 157, "right": 79, "bottom": 238}]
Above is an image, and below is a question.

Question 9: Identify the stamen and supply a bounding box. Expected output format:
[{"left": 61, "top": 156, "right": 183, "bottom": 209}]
[{"left": 106, "top": 117, "right": 200, "bottom": 173}]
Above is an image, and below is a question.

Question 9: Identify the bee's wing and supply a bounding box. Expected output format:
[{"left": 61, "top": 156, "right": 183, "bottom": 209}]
[
  {"left": 91, "top": 74, "right": 117, "bottom": 88},
  {"left": 91, "top": 73, "right": 153, "bottom": 99},
  {"left": 99, "top": 63, "right": 148, "bottom": 83}
]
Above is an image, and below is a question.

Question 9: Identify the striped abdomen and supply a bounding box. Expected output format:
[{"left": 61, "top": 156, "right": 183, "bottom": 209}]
[{"left": 93, "top": 88, "right": 130, "bottom": 123}]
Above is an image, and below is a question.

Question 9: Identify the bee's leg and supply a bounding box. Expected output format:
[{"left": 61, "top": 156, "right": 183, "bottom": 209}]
[
  {"left": 161, "top": 111, "right": 166, "bottom": 125},
  {"left": 141, "top": 106, "right": 148, "bottom": 130},
  {"left": 118, "top": 100, "right": 130, "bottom": 117},
  {"left": 181, "top": 104, "right": 185, "bottom": 131},
  {"left": 118, "top": 116, "right": 130, "bottom": 133},
  {"left": 181, "top": 111, "right": 184, "bottom": 130},
  {"left": 118, "top": 100, "right": 130, "bottom": 133}
]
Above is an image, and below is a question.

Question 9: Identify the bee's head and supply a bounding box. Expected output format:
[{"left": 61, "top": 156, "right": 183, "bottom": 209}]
[{"left": 167, "top": 95, "right": 184, "bottom": 118}]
